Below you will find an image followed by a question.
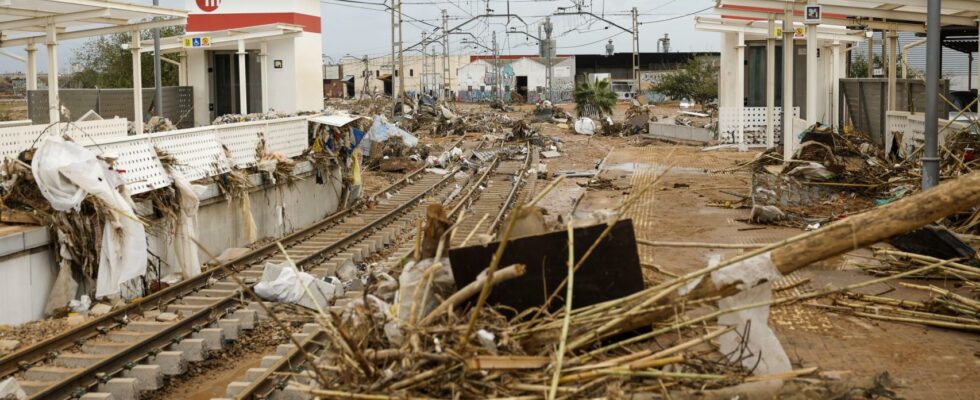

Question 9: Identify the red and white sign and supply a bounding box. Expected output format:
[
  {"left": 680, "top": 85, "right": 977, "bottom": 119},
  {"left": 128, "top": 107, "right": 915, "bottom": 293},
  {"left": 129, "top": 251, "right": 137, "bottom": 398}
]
[
  {"left": 186, "top": 0, "right": 321, "bottom": 33},
  {"left": 196, "top": 0, "right": 221, "bottom": 12}
]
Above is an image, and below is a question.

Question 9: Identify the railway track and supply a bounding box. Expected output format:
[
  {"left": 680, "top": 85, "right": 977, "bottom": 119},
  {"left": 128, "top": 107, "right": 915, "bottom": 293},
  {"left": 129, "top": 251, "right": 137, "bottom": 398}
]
[
  {"left": 220, "top": 143, "right": 537, "bottom": 400},
  {"left": 0, "top": 142, "right": 473, "bottom": 400}
]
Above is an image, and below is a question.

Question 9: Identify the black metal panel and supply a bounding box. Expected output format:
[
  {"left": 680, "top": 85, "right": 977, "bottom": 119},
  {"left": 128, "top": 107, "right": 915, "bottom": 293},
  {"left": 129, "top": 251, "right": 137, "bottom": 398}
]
[
  {"left": 840, "top": 78, "right": 949, "bottom": 147},
  {"left": 25, "top": 87, "right": 194, "bottom": 127},
  {"left": 448, "top": 219, "right": 644, "bottom": 315}
]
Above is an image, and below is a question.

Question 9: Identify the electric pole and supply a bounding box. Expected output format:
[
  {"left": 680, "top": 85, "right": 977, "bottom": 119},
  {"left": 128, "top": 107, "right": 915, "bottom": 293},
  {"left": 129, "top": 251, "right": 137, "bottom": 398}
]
[
  {"left": 361, "top": 54, "right": 369, "bottom": 99},
  {"left": 442, "top": 9, "right": 451, "bottom": 103},
  {"left": 543, "top": 17, "right": 554, "bottom": 102},
  {"left": 390, "top": 0, "right": 397, "bottom": 115},
  {"left": 631, "top": 7, "right": 640, "bottom": 97},
  {"left": 397, "top": 0, "right": 405, "bottom": 102},
  {"left": 152, "top": 0, "right": 162, "bottom": 118},
  {"left": 492, "top": 32, "right": 499, "bottom": 101}
]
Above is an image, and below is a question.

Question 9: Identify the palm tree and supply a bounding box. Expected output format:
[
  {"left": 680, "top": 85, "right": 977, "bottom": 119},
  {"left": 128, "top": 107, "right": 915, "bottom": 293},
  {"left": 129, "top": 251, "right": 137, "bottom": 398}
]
[{"left": 573, "top": 79, "right": 617, "bottom": 117}]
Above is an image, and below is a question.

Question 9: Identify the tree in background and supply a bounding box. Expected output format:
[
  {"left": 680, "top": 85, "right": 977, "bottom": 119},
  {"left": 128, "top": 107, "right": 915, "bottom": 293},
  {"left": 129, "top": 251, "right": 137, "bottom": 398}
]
[
  {"left": 849, "top": 53, "right": 906, "bottom": 78},
  {"left": 652, "top": 56, "right": 718, "bottom": 111},
  {"left": 572, "top": 78, "right": 617, "bottom": 117},
  {"left": 70, "top": 26, "right": 184, "bottom": 89}
]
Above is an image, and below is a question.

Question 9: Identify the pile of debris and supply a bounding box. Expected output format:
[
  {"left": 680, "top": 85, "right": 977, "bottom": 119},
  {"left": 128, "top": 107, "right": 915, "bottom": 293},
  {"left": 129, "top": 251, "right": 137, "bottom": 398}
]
[
  {"left": 239, "top": 167, "right": 980, "bottom": 399},
  {"left": 529, "top": 100, "right": 573, "bottom": 124},
  {"left": 741, "top": 124, "right": 906, "bottom": 227},
  {"left": 213, "top": 110, "right": 316, "bottom": 125}
]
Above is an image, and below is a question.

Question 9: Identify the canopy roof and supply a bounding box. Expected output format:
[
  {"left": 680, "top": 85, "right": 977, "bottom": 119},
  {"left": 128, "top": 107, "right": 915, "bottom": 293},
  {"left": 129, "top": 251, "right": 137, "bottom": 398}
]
[
  {"left": 0, "top": 0, "right": 186, "bottom": 48},
  {"left": 716, "top": 0, "right": 980, "bottom": 33},
  {"left": 134, "top": 24, "right": 305, "bottom": 55}
]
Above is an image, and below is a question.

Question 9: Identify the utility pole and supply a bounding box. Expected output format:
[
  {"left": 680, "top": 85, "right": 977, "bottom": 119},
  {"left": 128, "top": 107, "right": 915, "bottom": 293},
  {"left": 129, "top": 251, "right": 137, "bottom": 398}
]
[
  {"left": 152, "top": 0, "right": 162, "bottom": 118},
  {"left": 397, "top": 0, "right": 405, "bottom": 102},
  {"left": 421, "top": 32, "right": 428, "bottom": 95},
  {"left": 923, "top": 0, "right": 941, "bottom": 189},
  {"left": 543, "top": 17, "right": 554, "bottom": 102},
  {"left": 442, "top": 9, "right": 451, "bottom": 103},
  {"left": 361, "top": 54, "right": 369, "bottom": 99},
  {"left": 390, "top": 0, "right": 397, "bottom": 115},
  {"left": 631, "top": 7, "right": 640, "bottom": 97},
  {"left": 554, "top": 8, "right": 639, "bottom": 97},
  {"left": 492, "top": 32, "right": 499, "bottom": 101}
]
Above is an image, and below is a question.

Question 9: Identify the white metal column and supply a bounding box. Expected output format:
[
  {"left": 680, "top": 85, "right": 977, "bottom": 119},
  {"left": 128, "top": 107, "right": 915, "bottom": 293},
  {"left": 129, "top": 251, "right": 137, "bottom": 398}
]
[
  {"left": 131, "top": 30, "right": 143, "bottom": 135},
  {"left": 237, "top": 39, "right": 248, "bottom": 115},
  {"left": 178, "top": 52, "right": 187, "bottom": 86},
  {"left": 887, "top": 30, "right": 898, "bottom": 111},
  {"left": 736, "top": 31, "right": 746, "bottom": 150},
  {"left": 26, "top": 43, "right": 37, "bottom": 91},
  {"left": 782, "top": 9, "right": 795, "bottom": 160},
  {"left": 46, "top": 24, "right": 60, "bottom": 129},
  {"left": 766, "top": 16, "right": 776, "bottom": 149},
  {"left": 260, "top": 42, "right": 269, "bottom": 113},
  {"left": 831, "top": 41, "right": 841, "bottom": 129},
  {"left": 805, "top": 0, "right": 818, "bottom": 123}
]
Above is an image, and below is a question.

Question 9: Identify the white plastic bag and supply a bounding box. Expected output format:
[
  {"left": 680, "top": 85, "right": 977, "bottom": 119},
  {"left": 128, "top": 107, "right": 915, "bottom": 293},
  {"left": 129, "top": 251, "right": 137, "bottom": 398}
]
[{"left": 32, "top": 137, "right": 147, "bottom": 298}]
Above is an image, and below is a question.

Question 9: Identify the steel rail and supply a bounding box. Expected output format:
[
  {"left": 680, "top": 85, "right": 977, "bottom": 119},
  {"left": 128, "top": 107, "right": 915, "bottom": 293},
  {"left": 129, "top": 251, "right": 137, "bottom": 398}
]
[
  {"left": 0, "top": 165, "right": 429, "bottom": 381},
  {"left": 0, "top": 130, "right": 469, "bottom": 382},
  {"left": 28, "top": 166, "right": 458, "bottom": 400},
  {"left": 234, "top": 146, "right": 532, "bottom": 400}
]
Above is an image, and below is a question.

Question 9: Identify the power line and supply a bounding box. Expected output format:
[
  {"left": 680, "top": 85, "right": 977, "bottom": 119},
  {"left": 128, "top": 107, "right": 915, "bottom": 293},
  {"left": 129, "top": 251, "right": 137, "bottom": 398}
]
[{"left": 639, "top": 6, "right": 711, "bottom": 24}]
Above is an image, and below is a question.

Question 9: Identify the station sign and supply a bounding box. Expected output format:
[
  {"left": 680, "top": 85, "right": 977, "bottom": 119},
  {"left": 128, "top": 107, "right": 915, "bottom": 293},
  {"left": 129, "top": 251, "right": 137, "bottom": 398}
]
[
  {"left": 182, "top": 36, "right": 213, "bottom": 48},
  {"left": 805, "top": 5, "right": 822, "bottom": 23}
]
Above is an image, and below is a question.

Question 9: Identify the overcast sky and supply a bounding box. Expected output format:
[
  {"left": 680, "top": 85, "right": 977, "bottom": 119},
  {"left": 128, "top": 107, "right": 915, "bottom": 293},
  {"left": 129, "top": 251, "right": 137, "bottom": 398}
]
[{"left": 0, "top": 0, "right": 719, "bottom": 74}]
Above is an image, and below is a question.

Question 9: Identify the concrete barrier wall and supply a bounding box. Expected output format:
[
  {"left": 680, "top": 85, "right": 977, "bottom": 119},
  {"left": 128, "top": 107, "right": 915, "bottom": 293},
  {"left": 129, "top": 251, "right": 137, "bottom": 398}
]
[
  {"left": 647, "top": 122, "right": 714, "bottom": 143},
  {"left": 150, "top": 162, "right": 344, "bottom": 266},
  {"left": 0, "top": 162, "right": 343, "bottom": 324}
]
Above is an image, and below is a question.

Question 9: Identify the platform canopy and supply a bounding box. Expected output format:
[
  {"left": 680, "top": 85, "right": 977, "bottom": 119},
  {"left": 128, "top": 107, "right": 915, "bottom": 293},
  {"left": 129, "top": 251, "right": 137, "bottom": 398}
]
[
  {"left": 133, "top": 23, "right": 305, "bottom": 55},
  {"left": 0, "top": 0, "right": 187, "bottom": 134},
  {"left": 715, "top": 0, "right": 980, "bottom": 32},
  {"left": 0, "top": 0, "right": 187, "bottom": 47}
]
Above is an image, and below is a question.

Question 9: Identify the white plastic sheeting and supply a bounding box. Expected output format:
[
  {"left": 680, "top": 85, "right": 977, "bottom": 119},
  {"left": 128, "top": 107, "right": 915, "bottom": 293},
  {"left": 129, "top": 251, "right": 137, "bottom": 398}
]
[
  {"left": 361, "top": 115, "right": 419, "bottom": 157},
  {"left": 32, "top": 137, "right": 148, "bottom": 298},
  {"left": 708, "top": 252, "right": 791, "bottom": 376},
  {"left": 574, "top": 117, "right": 596, "bottom": 135},
  {"left": 168, "top": 171, "right": 206, "bottom": 281}
]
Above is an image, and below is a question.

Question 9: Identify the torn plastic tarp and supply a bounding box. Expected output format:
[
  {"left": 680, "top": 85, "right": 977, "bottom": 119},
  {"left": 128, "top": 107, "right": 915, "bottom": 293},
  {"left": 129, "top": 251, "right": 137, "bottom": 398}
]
[
  {"left": 32, "top": 137, "right": 148, "bottom": 298},
  {"left": 168, "top": 170, "right": 206, "bottom": 282},
  {"left": 697, "top": 253, "right": 791, "bottom": 376},
  {"left": 361, "top": 115, "right": 419, "bottom": 157}
]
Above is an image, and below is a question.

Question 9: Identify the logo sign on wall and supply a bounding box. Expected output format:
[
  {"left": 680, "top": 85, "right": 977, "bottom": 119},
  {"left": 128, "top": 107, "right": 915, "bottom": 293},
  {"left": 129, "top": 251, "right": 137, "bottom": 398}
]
[{"left": 196, "top": 0, "right": 221, "bottom": 12}]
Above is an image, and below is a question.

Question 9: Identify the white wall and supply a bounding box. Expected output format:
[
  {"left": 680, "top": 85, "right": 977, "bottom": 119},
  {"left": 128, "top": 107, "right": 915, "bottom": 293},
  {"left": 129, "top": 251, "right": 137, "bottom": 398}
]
[
  {"left": 0, "top": 248, "right": 56, "bottom": 325},
  {"left": 508, "top": 58, "right": 547, "bottom": 90},
  {"left": 457, "top": 60, "right": 490, "bottom": 91}
]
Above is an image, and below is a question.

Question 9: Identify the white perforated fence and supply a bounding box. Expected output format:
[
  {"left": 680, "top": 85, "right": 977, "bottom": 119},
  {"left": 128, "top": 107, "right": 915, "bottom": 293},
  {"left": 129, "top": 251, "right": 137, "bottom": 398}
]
[
  {"left": 2, "top": 116, "right": 313, "bottom": 196},
  {"left": 0, "top": 118, "right": 130, "bottom": 158},
  {"left": 718, "top": 107, "right": 800, "bottom": 145},
  {"left": 885, "top": 111, "right": 971, "bottom": 158}
]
